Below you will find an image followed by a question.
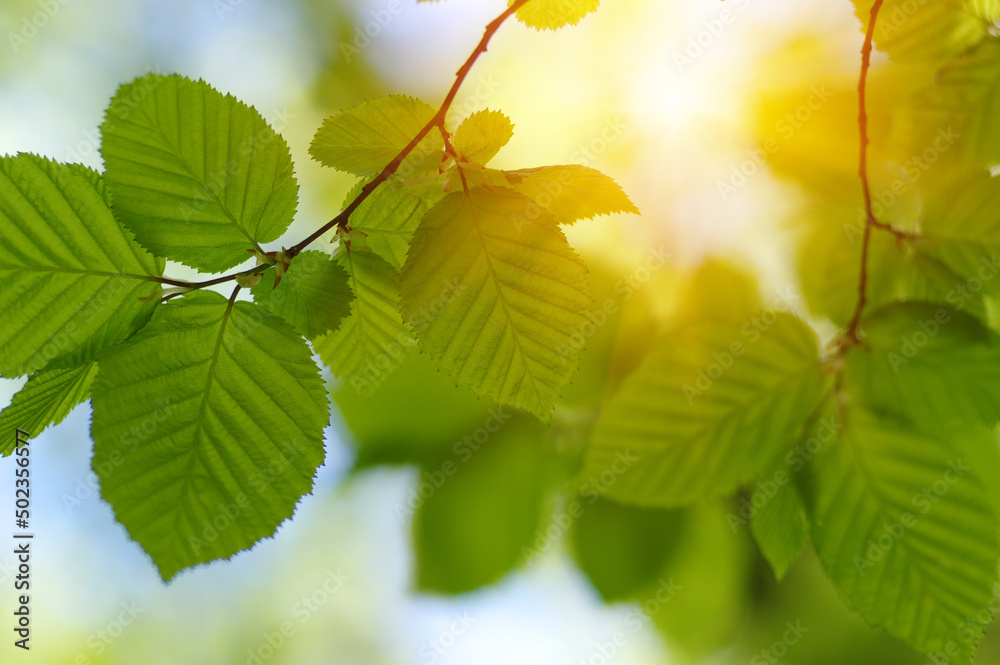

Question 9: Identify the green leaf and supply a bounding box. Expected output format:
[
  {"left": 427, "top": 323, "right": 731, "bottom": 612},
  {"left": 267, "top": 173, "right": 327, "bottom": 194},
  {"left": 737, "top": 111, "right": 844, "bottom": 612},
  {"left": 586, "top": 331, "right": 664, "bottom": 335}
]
[
  {"left": 583, "top": 312, "right": 828, "bottom": 506},
  {"left": 853, "top": 0, "right": 999, "bottom": 62},
  {"left": 413, "top": 416, "right": 554, "bottom": 594},
  {"left": 100, "top": 74, "right": 299, "bottom": 273},
  {"left": 569, "top": 497, "right": 685, "bottom": 602},
  {"left": 803, "top": 408, "right": 1000, "bottom": 663},
  {"left": 919, "top": 172, "right": 1000, "bottom": 297},
  {"left": 511, "top": 0, "right": 600, "bottom": 30},
  {"left": 748, "top": 457, "right": 810, "bottom": 581},
  {"left": 0, "top": 362, "right": 98, "bottom": 453},
  {"left": 400, "top": 186, "right": 592, "bottom": 421},
  {"left": 250, "top": 250, "right": 353, "bottom": 340},
  {"left": 848, "top": 302, "right": 1000, "bottom": 427},
  {"left": 925, "top": 41, "right": 1000, "bottom": 168},
  {"left": 333, "top": 352, "right": 494, "bottom": 470},
  {"left": 313, "top": 248, "right": 412, "bottom": 397},
  {"left": 344, "top": 178, "right": 442, "bottom": 270},
  {"left": 500, "top": 165, "right": 639, "bottom": 225},
  {"left": 90, "top": 290, "right": 329, "bottom": 581},
  {"left": 675, "top": 257, "right": 762, "bottom": 325},
  {"left": 0, "top": 154, "right": 164, "bottom": 376},
  {"left": 795, "top": 198, "right": 985, "bottom": 325},
  {"left": 453, "top": 110, "right": 514, "bottom": 165},
  {"left": 309, "top": 95, "right": 444, "bottom": 177},
  {"left": 648, "top": 502, "right": 753, "bottom": 658}
]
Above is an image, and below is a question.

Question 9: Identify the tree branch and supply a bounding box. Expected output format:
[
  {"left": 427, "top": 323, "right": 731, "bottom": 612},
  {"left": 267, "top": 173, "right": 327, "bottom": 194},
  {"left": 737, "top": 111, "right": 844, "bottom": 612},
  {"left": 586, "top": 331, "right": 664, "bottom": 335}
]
[
  {"left": 285, "top": 0, "right": 531, "bottom": 258},
  {"left": 845, "top": 0, "right": 886, "bottom": 345},
  {"left": 146, "top": 0, "right": 529, "bottom": 295}
]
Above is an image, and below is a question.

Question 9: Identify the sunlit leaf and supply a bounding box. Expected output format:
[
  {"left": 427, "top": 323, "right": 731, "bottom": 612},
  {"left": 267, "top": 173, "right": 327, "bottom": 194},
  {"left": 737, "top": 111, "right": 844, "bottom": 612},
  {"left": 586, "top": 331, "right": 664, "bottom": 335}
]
[
  {"left": 400, "top": 186, "right": 592, "bottom": 420},
  {"left": 91, "top": 290, "right": 329, "bottom": 581},
  {"left": 453, "top": 109, "right": 514, "bottom": 165},
  {"left": 309, "top": 95, "right": 444, "bottom": 176},
  {"left": 101, "top": 74, "right": 298, "bottom": 273},
  {"left": 500, "top": 165, "right": 638, "bottom": 225},
  {"left": 343, "top": 177, "right": 443, "bottom": 270},
  {"left": 512, "top": 0, "right": 600, "bottom": 30},
  {"left": 251, "top": 250, "right": 353, "bottom": 340},
  {"left": 0, "top": 154, "right": 163, "bottom": 376},
  {"left": 0, "top": 362, "right": 98, "bottom": 452},
  {"left": 314, "top": 248, "right": 412, "bottom": 397}
]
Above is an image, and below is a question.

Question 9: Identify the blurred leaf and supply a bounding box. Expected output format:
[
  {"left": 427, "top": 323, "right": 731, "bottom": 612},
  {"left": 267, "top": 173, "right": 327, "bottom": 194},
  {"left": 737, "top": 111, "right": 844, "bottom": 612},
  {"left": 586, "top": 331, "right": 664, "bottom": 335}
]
[
  {"left": 333, "top": 352, "right": 492, "bottom": 470},
  {"left": 584, "top": 313, "right": 828, "bottom": 506},
  {"left": 648, "top": 501, "right": 753, "bottom": 659},
  {"left": 675, "top": 257, "right": 762, "bottom": 325},
  {"left": 924, "top": 41, "right": 1000, "bottom": 168},
  {"left": 412, "top": 416, "right": 555, "bottom": 594},
  {"left": 735, "top": 551, "right": 925, "bottom": 665},
  {"left": 848, "top": 302, "right": 1000, "bottom": 427},
  {"left": 920, "top": 172, "right": 1000, "bottom": 297},
  {"left": 793, "top": 195, "right": 985, "bottom": 325},
  {"left": 853, "top": 0, "right": 999, "bottom": 63},
  {"left": 802, "top": 407, "right": 1000, "bottom": 663},
  {"left": 569, "top": 497, "right": 685, "bottom": 601},
  {"left": 512, "top": 0, "right": 600, "bottom": 31}
]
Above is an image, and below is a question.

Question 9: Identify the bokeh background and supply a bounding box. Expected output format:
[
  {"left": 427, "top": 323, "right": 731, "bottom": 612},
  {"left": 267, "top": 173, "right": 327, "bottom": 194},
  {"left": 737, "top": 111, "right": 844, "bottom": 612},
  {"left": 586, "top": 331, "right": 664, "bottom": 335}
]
[{"left": 1, "top": 0, "right": 998, "bottom": 663}]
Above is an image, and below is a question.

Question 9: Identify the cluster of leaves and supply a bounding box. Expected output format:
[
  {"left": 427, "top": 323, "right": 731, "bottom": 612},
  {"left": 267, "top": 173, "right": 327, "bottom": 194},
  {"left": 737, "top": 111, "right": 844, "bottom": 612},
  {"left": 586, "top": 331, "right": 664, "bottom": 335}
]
[
  {"left": 335, "top": 1, "right": 1000, "bottom": 663},
  {"left": 5, "top": 0, "right": 1000, "bottom": 663},
  {"left": 0, "top": 0, "right": 632, "bottom": 583}
]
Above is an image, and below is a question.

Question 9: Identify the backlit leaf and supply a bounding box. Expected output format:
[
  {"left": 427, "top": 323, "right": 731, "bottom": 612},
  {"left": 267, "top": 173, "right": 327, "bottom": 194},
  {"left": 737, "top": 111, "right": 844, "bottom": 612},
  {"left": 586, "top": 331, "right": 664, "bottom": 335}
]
[
  {"left": 309, "top": 95, "right": 444, "bottom": 177},
  {"left": 314, "top": 248, "right": 412, "bottom": 397},
  {"left": 251, "top": 250, "right": 353, "bottom": 340},
  {"left": 0, "top": 154, "right": 163, "bottom": 376},
  {"left": 512, "top": 0, "right": 600, "bottom": 30},
  {"left": 0, "top": 362, "right": 98, "bottom": 452},
  {"left": 101, "top": 74, "right": 298, "bottom": 273},
  {"left": 400, "top": 186, "right": 592, "bottom": 420},
  {"left": 453, "top": 109, "right": 514, "bottom": 165},
  {"left": 501, "top": 165, "right": 638, "bottom": 225},
  {"left": 91, "top": 290, "right": 329, "bottom": 581}
]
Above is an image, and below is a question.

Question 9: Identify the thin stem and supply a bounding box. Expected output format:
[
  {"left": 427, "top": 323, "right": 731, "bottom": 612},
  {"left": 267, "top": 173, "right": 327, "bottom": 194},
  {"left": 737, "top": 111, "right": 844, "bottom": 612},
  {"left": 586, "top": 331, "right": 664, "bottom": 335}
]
[
  {"left": 845, "top": 0, "right": 886, "bottom": 345},
  {"left": 285, "top": 0, "right": 530, "bottom": 258},
  {"left": 185, "top": 264, "right": 272, "bottom": 290},
  {"left": 138, "top": 1, "right": 529, "bottom": 296},
  {"left": 140, "top": 274, "right": 192, "bottom": 288},
  {"left": 144, "top": 263, "right": 273, "bottom": 292}
]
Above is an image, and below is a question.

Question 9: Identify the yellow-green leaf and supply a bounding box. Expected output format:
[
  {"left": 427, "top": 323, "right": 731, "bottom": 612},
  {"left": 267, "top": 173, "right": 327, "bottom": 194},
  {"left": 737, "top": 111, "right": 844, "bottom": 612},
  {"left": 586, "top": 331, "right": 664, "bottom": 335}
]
[
  {"left": 309, "top": 95, "right": 444, "bottom": 176},
  {"left": 400, "top": 186, "right": 592, "bottom": 420},
  {"left": 453, "top": 109, "right": 514, "bottom": 165}
]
